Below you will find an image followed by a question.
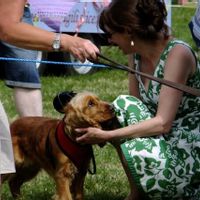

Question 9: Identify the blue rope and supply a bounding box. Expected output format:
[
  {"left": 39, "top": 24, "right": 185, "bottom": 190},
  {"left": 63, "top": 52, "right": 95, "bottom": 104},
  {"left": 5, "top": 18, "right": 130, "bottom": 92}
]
[{"left": 0, "top": 57, "right": 107, "bottom": 68}]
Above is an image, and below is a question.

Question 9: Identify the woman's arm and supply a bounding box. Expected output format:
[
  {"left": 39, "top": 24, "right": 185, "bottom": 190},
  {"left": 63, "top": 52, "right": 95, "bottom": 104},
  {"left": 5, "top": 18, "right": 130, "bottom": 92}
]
[
  {"left": 76, "top": 45, "right": 195, "bottom": 144},
  {"left": 112, "top": 45, "right": 195, "bottom": 139},
  {"left": 0, "top": 0, "right": 99, "bottom": 61}
]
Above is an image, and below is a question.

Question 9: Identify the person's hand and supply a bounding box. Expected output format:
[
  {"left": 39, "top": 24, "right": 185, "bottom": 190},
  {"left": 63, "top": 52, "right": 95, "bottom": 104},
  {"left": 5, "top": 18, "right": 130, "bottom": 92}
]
[
  {"left": 75, "top": 127, "right": 109, "bottom": 144},
  {"left": 64, "top": 35, "right": 99, "bottom": 62}
]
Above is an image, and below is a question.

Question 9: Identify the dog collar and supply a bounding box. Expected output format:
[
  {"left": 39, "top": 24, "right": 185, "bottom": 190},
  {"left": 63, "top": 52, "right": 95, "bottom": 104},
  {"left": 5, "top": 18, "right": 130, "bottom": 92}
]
[{"left": 55, "top": 121, "right": 93, "bottom": 172}]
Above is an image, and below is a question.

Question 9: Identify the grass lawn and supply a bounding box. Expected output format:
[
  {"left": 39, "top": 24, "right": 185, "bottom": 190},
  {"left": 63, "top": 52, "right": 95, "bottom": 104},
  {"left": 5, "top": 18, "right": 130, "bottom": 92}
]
[
  {"left": 0, "top": 69, "right": 130, "bottom": 200},
  {"left": 0, "top": 5, "right": 198, "bottom": 200}
]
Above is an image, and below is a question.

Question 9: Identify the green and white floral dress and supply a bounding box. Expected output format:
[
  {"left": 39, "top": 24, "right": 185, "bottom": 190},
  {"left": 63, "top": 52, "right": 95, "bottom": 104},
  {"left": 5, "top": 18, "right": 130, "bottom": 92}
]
[{"left": 112, "top": 40, "right": 200, "bottom": 200}]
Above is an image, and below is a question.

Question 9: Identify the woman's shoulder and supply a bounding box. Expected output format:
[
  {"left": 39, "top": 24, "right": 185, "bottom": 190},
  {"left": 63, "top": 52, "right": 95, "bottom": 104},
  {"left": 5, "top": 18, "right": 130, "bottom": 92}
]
[
  {"left": 165, "top": 39, "right": 198, "bottom": 76},
  {"left": 163, "top": 39, "right": 197, "bottom": 62},
  {"left": 168, "top": 39, "right": 192, "bottom": 49}
]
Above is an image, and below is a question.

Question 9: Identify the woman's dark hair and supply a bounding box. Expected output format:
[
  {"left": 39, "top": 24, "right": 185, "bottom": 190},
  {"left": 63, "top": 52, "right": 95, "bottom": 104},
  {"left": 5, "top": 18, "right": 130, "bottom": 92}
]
[{"left": 99, "top": 0, "right": 169, "bottom": 41}]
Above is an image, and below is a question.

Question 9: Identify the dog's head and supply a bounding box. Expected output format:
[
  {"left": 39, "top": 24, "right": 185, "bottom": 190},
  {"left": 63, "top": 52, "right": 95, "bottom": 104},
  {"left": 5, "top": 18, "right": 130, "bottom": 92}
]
[{"left": 53, "top": 91, "right": 117, "bottom": 138}]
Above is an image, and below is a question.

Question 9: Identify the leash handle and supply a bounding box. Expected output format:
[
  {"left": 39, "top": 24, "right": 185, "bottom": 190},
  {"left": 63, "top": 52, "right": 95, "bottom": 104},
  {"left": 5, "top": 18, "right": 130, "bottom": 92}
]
[{"left": 95, "top": 53, "right": 200, "bottom": 97}]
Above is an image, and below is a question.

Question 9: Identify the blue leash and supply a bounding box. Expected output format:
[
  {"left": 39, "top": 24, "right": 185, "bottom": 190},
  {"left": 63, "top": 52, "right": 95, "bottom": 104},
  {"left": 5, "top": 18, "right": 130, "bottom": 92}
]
[{"left": 0, "top": 57, "right": 107, "bottom": 68}]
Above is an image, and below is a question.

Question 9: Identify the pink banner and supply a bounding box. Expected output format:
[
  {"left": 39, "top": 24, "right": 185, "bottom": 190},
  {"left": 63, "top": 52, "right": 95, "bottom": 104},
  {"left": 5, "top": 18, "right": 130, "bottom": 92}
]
[
  {"left": 28, "top": 0, "right": 77, "bottom": 31},
  {"left": 28, "top": 1, "right": 171, "bottom": 33}
]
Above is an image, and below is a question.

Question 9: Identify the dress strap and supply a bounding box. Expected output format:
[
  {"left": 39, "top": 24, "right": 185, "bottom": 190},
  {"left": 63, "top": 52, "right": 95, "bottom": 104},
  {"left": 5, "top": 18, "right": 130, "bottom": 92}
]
[{"left": 161, "top": 39, "right": 198, "bottom": 69}]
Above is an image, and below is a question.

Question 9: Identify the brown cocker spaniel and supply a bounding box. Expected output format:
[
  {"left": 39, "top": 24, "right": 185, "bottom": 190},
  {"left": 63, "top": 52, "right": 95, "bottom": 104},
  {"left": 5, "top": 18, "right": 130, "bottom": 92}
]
[{"left": 2, "top": 91, "right": 116, "bottom": 200}]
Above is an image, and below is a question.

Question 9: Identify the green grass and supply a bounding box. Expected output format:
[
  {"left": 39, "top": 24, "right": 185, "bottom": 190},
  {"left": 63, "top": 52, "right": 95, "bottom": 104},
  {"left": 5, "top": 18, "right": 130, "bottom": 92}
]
[
  {"left": 0, "top": 69, "right": 128, "bottom": 120},
  {"left": 1, "top": 5, "right": 199, "bottom": 200},
  {"left": 1, "top": 145, "right": 128, "bottom": 200},
  {"left": 171, "top": 6, "right": 197, "bottom": 50},
  {"left": 0, "top": 70, "right": 129, "bottom": 200}
]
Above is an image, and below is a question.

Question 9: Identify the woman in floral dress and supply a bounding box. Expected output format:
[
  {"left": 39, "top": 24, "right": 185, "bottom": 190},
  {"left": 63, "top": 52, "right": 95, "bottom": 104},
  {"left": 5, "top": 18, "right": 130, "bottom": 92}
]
[{"left": 76, "top": 0, "right": 200, "bottom": 199}]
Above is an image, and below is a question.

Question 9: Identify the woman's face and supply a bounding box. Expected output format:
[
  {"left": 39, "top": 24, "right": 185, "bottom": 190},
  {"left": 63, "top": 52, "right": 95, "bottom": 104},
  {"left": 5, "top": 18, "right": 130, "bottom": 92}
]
[{"left": 106, "top": 29, "right": 134, "bottom": 54}]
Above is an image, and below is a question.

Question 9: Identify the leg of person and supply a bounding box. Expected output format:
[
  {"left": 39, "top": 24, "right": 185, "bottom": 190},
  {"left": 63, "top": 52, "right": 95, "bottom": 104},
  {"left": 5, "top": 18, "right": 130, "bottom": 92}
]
[
  {"left": 112, "top": 95, "right": 153, "bottom": 200},
  {"left": 2, "top": 42, "right": 43, "bottom": 116},
  {"left": 113, "top": 95, "right": 200, "bottom": 199},
  {"left": 1, "top": 5, "right": 43, "bottom": 117},
  {"left": 13, "top": 88, "right": 42, "bottom": 117},
  {"left": 115, "top": 145, "right": 145, "bottom": 200}
]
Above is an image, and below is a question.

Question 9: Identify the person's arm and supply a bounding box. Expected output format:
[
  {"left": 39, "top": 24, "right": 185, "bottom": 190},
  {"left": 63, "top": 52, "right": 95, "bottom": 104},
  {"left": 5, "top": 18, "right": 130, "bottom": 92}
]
[
  {"left": 76, "top": 44, "right": 195, "bottom": 144},
  {"left": 0, "top": 0, "right": 99, "bottom": 62}
]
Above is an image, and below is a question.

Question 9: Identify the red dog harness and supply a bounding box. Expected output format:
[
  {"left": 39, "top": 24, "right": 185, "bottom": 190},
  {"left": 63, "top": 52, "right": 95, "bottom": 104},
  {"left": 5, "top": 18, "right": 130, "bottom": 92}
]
[{"left": 55, "top": 121, "right": 94, "bottom": 173}]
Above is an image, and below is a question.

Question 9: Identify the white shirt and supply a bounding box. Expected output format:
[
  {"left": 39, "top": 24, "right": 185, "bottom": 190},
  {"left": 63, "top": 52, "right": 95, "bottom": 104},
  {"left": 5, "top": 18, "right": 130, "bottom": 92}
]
[
  {"left": 191, "top": 0, "right": 200, "bottom": 42},
  {"left": 0, "top": 102, "right": 15, "bottom": 174}
]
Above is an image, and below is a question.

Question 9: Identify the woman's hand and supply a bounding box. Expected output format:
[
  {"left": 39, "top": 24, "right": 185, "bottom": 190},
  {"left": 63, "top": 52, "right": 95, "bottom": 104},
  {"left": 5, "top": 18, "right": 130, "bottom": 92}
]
[
  {"left": 63, "top": 35, "right": 100, "bottom": 62},
  {"left": 75, "top": 127, "right": 110, "bottom": 144}
]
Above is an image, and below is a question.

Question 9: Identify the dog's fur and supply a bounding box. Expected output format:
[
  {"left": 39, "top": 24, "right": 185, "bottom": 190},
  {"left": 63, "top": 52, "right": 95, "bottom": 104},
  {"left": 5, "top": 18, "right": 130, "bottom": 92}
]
[{"left": 2, "top": 91, "right": 116, "bottom": 200}]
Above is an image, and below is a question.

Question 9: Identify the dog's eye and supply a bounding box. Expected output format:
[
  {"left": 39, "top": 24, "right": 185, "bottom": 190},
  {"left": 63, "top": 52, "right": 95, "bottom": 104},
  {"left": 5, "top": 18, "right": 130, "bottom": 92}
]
[{"left": 88, "top": 100, "right": 95, "bottom": 107}]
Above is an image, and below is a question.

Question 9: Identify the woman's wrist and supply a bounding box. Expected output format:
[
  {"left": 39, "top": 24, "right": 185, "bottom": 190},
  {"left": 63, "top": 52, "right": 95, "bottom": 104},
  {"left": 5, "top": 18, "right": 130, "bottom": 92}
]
[
  {"left": 60, "top": 34, "right": 72, "bottom": 52},
  {"left": 105, "top": 130, "right": 115, "bottom": 141}
]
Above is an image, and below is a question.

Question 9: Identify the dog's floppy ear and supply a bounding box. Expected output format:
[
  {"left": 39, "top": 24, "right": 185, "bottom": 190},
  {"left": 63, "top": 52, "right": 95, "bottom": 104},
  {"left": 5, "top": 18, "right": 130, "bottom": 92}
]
[
  {"left": 53, "top": 91, "right": 77, "bottom": 113},
  {"left": 64, "top": 104, "right": 102, "bottom": 129}
]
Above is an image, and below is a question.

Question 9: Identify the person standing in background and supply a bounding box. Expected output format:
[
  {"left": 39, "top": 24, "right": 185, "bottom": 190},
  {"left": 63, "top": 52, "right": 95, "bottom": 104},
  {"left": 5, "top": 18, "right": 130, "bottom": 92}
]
[
  {"left": 0, "top": 0, "right": 99, "bottom": 182},
  {"left": 0, "top": 3, "right": 42, "bottom": 117},
  {"left": 189, "top": 0, "right": 200, "bottom": 49}
]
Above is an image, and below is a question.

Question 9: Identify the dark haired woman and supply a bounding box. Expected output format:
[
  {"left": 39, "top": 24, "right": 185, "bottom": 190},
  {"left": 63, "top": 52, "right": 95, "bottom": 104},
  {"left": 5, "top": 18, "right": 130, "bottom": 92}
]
[{"left": 76, "top": 0, "right": 200, "bottom": 199}]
